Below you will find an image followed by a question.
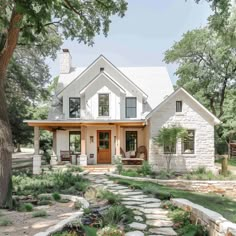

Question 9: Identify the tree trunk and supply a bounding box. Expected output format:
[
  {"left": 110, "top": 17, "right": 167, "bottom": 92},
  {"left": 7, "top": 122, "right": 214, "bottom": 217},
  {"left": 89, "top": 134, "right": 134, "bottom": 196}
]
[
  {"left": 0, "top": 9, "right": 22, "bottom": 208},
  {"left": 0, "top": 78, "right": 13, "bottom": 208}
]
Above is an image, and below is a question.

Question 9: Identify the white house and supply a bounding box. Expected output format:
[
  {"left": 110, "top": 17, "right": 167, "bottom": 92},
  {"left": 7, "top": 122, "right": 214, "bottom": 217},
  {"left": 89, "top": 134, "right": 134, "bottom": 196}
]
[{"left": 25, "top": 49, "right": 220, "bottom": 174}]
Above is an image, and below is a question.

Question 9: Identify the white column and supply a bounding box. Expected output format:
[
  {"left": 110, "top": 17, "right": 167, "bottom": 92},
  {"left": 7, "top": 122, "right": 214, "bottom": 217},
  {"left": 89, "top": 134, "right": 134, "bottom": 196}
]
[
  {"left": 50, "top": 131, "right": 57, "bottom": 166},
  {"left": 33, "top": 126, "right": 41, "bottom": 174},
  {"left": 80, "top": 126, "right": 87, "bottom": 166}
]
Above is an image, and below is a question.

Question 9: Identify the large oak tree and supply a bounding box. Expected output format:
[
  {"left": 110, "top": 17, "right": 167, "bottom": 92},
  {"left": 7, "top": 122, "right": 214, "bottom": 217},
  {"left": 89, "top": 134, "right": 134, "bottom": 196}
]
[{"left": 0, "top": 0, "right": 127, "bottom": 208}]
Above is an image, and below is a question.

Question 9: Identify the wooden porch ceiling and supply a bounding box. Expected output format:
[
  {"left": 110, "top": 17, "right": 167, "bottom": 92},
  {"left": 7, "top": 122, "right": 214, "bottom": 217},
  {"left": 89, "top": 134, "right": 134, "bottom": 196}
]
[{"left": 26, "top": 120, "right": 146, "bottom": 131}]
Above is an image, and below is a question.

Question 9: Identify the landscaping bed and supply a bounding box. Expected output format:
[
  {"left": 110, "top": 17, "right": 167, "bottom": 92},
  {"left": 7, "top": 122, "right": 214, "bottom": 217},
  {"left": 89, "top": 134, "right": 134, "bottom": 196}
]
[{"left": 0, "top": 166, "right": 90, "bottom": 235}]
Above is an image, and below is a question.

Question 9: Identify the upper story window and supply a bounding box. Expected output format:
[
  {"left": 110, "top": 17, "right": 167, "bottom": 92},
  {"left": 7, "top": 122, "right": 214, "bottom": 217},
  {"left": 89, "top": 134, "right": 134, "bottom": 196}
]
[
  {"left": 126, "top": 97, "right": 137, "bottom": 118},
  {"left": 182, "top": 130, "right": 195, "bottom": 154},
  {"left": 176, "top": 101, "right": 182, "bottom": 112},
  {"left": 99, "top": 94, "right": 109, "bottom": 116},
  {"left": 69, "top": 97, "right": 80, "bottom": 118}
]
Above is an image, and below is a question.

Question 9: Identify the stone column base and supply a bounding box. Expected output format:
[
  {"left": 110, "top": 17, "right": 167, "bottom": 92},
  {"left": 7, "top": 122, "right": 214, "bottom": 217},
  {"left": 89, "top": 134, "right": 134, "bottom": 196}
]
[
  {"left": 79, "top": 154, "right": 87, "bottom": 166},
  {"left": 33, "top": 155, "right": 42, "bottom": 175},
  {"left": 50, "top": 155, "right": 57, "bottom": 166}
]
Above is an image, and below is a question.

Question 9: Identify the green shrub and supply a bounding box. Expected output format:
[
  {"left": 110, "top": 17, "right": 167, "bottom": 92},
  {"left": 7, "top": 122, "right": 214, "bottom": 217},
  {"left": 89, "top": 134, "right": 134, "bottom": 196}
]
[
  {"left": 18, "top": 203, "right": 34, "bottom": 212},
  {"left": 116, "top": 162, "right": 123, "bottom": 175},
  {"left": 58, "top": 198, "right": 70, "bottom": 203},
  {"left": 52, "top": 192, "right": 61, "bottom": 201},
  {"left": 52, "top": 232, "right": 77, "bottom": 236},
  {"left": 38, "top": 200, "right": 52, "bottom": 205},
  {"left": 169, "top": 208, "right": 190, "bottom": 225},
  {"left": 0, "top": 217, "right": 13, "bottom": 226},
  {"left": 177, "top": 224, "right": 208, "bottom": 236},
  {"left": 121, "top": 169, "right": 139, "bottom": 177},
  {"left": 138, "top": 161, "right": 152, "bottom": 176},
  {"left": 74, "top": 200, "right": 82, "bottom": 209},
  {"left": 97, "top": 190, "right": 121, "bottom": 205},
  {"left": 32, "top": 210, "right": 47, "bottom": 217},
  {"left": 38, "top": 195, "right": 52, "bottom": 201},
  {"left": 68, "top": 165, "right": 83, "bottom": 172},
  {"left": 102, "top": 205, "right": 134, "bottom": 225},
  {"left": 156, "top": 170, "right": 175, "bottom": 179},
  {"left": 75, "top": 181, "right": 89, "bottom": 192}
]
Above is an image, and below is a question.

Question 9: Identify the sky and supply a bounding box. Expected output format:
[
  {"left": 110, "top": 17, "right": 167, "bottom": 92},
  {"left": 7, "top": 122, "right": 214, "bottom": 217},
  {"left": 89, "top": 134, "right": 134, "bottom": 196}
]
[{"left": 46, "top": 0, "right": 212, "bottom": 84}]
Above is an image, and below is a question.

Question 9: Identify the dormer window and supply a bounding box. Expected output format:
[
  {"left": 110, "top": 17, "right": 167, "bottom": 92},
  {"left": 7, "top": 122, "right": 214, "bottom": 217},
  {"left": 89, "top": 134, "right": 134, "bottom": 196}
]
[
  {"left": 176, "top": 101, "right": 182, "bottom": 113},
  {"left": 100, "top": 67, "right": 104, "bottom": 72},
  {"left": 69, "top": 97, "right": 80, "bottom": 118}
]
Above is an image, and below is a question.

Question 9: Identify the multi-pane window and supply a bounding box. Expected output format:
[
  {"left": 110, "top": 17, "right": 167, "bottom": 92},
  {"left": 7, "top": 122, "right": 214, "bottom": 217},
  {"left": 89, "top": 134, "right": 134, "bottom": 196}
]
[
  {"left": 164, "top": 143, "right": 176, "bottom": 154},
  {"left": 69, "top": 131, "right": 81, "bottom": 154},
  {"left": 126, "top": 97, "right": 137, "bottom": 118},
  {"left": 126, "top": 131, "right": 137, "bottom": 152},
  {"left": 99, "top": 94, "right": 109, "bottom": 116},
  {"left": 182, "top": 130, "right": 195, "bottom": 154},
  {"left": 69, "top": 98, "right": 80, "bottom": 118},
  {"left": 176, "top": 101, "right": 182, "bottom": 112}
]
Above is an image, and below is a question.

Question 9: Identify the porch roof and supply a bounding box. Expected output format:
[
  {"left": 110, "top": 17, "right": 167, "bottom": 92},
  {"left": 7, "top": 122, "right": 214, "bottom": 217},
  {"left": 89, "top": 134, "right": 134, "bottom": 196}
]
[{"left": 24, "top": 119, "right": 146, "bottom": 130}]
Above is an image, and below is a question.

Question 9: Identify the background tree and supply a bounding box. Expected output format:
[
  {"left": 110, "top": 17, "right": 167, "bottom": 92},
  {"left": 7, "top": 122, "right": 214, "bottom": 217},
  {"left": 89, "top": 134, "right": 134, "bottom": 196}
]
[
  {"left": 0, "top": 0, "right": 127, "bottom": 208},
  {"left": 153, "top": 126, "right": 187, "bottom": 172}
]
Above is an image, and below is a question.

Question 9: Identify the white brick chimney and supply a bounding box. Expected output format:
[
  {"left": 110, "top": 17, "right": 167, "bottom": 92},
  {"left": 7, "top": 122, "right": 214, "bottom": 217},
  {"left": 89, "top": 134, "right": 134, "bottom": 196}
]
[{"left": 60, "top": 49, "right": 72, "bottom": 74}]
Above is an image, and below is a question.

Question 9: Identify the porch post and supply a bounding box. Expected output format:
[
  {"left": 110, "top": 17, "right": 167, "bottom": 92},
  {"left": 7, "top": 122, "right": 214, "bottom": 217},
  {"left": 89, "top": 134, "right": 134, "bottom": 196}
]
[
  {"left": 80, "top": 126, "right": 87, "bottom": 166},
  {"left": 50, "top": 131, "right": 57, "bottom": 166},
  {"left": 33, "top": 126, "right": 41, "bottom": 174},
  {"left": 116, "top": 125, "right": 121, "bottom": 155}
]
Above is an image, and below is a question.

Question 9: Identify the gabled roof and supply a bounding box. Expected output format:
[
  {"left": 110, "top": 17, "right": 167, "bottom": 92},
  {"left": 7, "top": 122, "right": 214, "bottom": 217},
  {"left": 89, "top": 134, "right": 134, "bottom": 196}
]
[
  {"left": 57, "top": 55, "right": 148, "bottom": 98},
  {"left": 146, "top": 87, "right": 221, "bottom": 125},
  {"left": 80, "top": 71, "right": 126, "bottom": 94}
]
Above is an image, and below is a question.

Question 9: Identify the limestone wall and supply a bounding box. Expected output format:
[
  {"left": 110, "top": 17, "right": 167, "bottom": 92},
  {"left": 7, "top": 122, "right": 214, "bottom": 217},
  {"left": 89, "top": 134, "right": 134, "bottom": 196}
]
[
  {"left": 148, "top": 91, "right": 216, "bottom": 172},
  {"left": 171, "top": 198, "right": 236, "bottom": 236}
]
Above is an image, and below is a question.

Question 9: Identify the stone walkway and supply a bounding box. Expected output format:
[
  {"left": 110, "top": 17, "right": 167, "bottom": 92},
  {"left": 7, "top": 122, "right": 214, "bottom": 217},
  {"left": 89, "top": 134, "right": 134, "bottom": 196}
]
[{"left": 86, "top": 174, "right": 177, "bottom": 236}]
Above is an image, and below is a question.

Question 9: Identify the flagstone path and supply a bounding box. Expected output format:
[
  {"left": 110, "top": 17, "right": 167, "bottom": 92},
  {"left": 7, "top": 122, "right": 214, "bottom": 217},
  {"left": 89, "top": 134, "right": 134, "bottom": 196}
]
[{"left": 86, "top": 174, "right": 177, "bottom": 236}]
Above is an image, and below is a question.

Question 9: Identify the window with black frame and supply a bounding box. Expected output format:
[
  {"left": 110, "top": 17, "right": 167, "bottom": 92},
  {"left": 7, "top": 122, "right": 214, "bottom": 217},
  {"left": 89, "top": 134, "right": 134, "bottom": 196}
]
[
  {"left": 126, "top": 97, "right": 137, "bottom": 118},
  {"left": 126, "top": 131, "right": 137, "bottom": 152},
  {"left": 98, "top": 94, "right": 109, "bottom": 116},
  {"left": 69, "top": 98, "right": 80, "bottom": 118},
  {"left": 182, "top": 130, "right": 195, "bottom": 154},
  {"left": 69, "top": 131, "right": 81, "bottom": 154},
  {"left": 176, "top": 101, "right": 182, "bottom": 112}
]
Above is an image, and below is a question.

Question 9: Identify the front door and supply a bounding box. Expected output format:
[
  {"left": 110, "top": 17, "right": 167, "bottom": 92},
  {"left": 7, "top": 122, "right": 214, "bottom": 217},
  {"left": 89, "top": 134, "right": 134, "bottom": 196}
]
[{"left": 97, "top": 130, "right": 111, "bottom": 164}]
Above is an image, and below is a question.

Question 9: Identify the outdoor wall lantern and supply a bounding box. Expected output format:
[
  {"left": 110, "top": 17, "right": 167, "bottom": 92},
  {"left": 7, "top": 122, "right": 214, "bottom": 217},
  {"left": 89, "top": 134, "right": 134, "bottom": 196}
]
[{"left": 90, "top": 136, "right": 94, "bottom": 143}]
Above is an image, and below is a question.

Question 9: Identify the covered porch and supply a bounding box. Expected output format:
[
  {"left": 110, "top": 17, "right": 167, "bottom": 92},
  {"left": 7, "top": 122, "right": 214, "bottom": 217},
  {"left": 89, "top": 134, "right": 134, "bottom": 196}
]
[{"left": 25, "top": 120, "right": 149, "bottom": 174}]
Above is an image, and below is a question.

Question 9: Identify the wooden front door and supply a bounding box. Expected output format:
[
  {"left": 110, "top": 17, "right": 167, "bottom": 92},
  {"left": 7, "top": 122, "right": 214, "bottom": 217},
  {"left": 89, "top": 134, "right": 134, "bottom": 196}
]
[{"left": 97, "top": 130, "right": 111, "bottom": 164}]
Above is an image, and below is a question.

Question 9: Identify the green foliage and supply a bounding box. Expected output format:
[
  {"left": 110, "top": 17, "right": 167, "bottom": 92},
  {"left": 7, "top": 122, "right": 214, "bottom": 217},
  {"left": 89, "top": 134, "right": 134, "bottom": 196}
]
[
  {"left": 0, "top": 217, "right": 13, "bottom": 226},
  {"left": 81, "top": 225, "right": 97, "bottom": 236},
  {"left": 13, "top": 169, "right": 90, "bottom": 196},
  {"left": 74, "top": 181, "right": 89, "bottom": 192},
  {"left": 97, "top": 190, "right": 122, "bottom": 205},
  {"left": 155, "top": 170, "right": 175, "bottom": 179},
  {"left": 138, "top": 161, "right": 152, "bottom": 176},
  {"left": 32, "top": 210, "right": 47, "bottom": 218},
  {"left": 121, "top": 169, "right": 139, "bottom": 177},
  {"left": 102, "top": 205, "right": 134, "bottom": 225},
  {"left": 52, "top": 232, "right": 77, "bottom": 236},
  {"left": 18, "top": 203, "right": 34, "bottom": 212},
  {"left": 74, "top": 200, "right": 82, "bottom": 209},
  {"left": 69, "top": 165, "right": 83, "bottom": 172},
  {"left": 52, "top": 192, "right": 61, "bottom": 201},
  {"left": 58, "top": 198, "right": 70, "bottom": 203},
  {"left": 115, "top": 160, "right": 123, "bottom": 175}
]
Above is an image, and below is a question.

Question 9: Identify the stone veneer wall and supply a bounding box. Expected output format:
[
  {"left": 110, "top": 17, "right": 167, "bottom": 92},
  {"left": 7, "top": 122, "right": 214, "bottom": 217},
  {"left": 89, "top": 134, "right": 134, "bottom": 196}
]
[
  {"left": 171, "top": 198, "right": 236, "bottom": 236},
  {"left": 148, "top": 91, "right": 216, "bottom": 172}
]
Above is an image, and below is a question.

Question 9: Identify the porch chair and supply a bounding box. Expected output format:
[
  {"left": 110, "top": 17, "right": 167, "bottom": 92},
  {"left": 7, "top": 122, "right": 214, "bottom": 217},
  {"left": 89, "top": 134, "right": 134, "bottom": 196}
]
[{"left": 60, "top": 150, "right": 72, "bottom": 162}]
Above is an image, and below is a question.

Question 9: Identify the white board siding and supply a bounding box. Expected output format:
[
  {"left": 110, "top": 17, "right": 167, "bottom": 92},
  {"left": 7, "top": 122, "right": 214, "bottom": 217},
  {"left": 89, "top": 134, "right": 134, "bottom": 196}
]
[{"left": 148, "top": 92, "right": 215, "bottom": 172}]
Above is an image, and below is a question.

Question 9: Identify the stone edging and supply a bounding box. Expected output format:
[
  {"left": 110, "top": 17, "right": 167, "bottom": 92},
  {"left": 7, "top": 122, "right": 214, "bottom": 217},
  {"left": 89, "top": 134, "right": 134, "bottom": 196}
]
[
  {"left": 73, "top": 170, "right": 90, "bottom": 176},
  {"left": 106, "top": 173, "right": 236, "bottom": 197},
  {"left": 34, "top": 194, "right": 89, "bottom": 236},
  {"left": 171, "top": 198, "right": 236, "bottom": 236}
]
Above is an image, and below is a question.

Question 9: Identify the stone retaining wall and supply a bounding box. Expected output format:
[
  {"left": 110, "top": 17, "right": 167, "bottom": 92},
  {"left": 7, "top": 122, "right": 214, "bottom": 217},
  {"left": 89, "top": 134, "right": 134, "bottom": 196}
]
[
  {"left": 171, "top": 198, "right": 236, "bottom": 236},
  {"left": 107, "top": 173, "right": 236, "bottom": 198}
]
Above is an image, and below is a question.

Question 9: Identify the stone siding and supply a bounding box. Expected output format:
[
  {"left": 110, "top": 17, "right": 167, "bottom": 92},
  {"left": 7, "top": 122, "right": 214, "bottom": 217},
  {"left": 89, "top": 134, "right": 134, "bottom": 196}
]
[
  {"left": 148, "top": 91, "right": 215, "bottom": 172},
  {"left": 171, "top": 198, "right": 236, "bottom": 236}
]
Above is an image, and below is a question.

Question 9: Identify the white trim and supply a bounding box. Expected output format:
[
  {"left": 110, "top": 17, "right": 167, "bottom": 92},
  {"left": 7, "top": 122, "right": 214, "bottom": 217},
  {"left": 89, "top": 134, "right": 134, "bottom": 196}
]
[
  {"left": 57, "top": 55, "right": 148, "bottom": 98},
  {"left": 146, "top": 87, "right": 221, "bottom": 125},
  {"left": 80, "top": 72, "right": 126, "bottom": 95}
]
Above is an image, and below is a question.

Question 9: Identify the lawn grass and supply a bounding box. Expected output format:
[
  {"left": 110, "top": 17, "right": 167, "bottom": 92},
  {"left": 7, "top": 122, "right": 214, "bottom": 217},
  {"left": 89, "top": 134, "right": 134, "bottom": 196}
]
[
  {"left": 111, "top": 177, "right": 236, "bottom": 223},
  {"left": 215, "top": 158, "right": 236, "bottom": 167}
]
